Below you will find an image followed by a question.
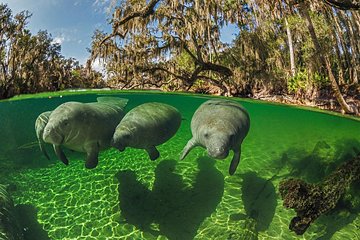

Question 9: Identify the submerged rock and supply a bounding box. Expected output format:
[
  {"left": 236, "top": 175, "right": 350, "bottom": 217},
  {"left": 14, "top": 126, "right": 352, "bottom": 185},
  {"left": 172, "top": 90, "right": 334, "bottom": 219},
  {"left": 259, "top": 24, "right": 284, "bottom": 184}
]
[{"left": 279, "top": 153, "right": 360, "bottom": 235}]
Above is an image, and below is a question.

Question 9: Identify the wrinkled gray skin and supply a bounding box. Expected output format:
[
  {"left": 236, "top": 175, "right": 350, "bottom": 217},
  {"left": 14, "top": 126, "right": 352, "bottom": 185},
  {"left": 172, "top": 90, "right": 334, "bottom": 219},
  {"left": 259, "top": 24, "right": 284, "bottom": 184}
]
[
  {"left": 35, "top": 111, "right": 52, "bottom": 160},
  {"left": 42, "top": 97, "right": 128, "bottom": 169},
  {"left": 180, "top": 99, "right": 250, "bottom": 175},
  {"left": 112, "top": 102, "right": 181, "bottom": 160}
]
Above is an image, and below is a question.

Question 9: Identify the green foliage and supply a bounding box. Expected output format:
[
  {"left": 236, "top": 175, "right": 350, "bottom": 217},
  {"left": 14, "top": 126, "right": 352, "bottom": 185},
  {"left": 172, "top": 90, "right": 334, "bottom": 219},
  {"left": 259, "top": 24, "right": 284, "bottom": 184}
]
[
  {"left": 0, "top": 4, "right": 104, "bottom": 99},
  {"left": 313, "top": 72, "right": 329, "bottom": 87},
  {"left": 88, "top": 0, "right": 358, "bottom": 104},
  {"left": 288, "top": 69, "right": 329, "bottom": 94},
  {"left": 175, "top": 51, "right": 195, "bottom": 72},
  {"left": 71, "top": 70, "right": 81, "bottom": 78},
  {"left": 288, "top": 69, "right": 308, "bottom": 93}
]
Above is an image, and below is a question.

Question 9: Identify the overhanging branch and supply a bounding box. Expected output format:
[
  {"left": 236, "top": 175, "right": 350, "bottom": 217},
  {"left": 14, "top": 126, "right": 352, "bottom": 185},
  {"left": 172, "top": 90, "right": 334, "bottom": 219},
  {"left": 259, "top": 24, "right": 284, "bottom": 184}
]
[
  {"left": 115, "top": 0, "right": 160, "bottom": 26},
  {"left": 141, "top": 66, "right": 189, "bottom": 82},
  {"left": 100, "top": 0, "right": 161, "bottom": 45},
  {"left": 324, "top": 0, "right": 360, "bottom": 10}
]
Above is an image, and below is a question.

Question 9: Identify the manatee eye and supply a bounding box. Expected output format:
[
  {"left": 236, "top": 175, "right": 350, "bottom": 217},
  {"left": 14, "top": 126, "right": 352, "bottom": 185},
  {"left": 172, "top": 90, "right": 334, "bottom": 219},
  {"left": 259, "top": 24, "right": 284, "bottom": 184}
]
[
  {"left": 123, "top": 133, "right": 131, "bottom": 139},
  {"left": 63, "top": 120, "right": 69, "bottom": 126},
  {"left": 204, "top": 132, "right": 209, "bottom": 138}
]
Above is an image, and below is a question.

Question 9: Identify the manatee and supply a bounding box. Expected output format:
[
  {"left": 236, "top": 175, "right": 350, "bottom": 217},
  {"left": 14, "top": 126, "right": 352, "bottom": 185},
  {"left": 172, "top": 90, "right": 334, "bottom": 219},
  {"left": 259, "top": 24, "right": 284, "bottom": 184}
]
[
  {"left": 111, "top": 102, "right": 181, "bottom": 160},
  {"left": 180, "top": 99, "right": 250, "bottom": 175},
  {"left": 35, "top": 111, "right": 52, "bottom": 160},
  {"left": 42, "top": 97, "right": 128, "bottom": 169}
]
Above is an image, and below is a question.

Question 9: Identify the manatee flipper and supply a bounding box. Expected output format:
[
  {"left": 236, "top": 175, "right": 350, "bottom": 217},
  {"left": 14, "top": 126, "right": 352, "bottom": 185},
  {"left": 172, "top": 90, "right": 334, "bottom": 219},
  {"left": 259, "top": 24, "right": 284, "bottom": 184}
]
[
  {"left": 38, "top": 140, "right": 50, "bottom": 160},
  {"left": 85, "top": 143, "right": 99, "bottom": 169},
  {"left": 35, "top": 111, "right": 52, "bottom": 160},
  {"left": 146, "top": 146, "right": 160, "bottom": 161},
  {"left": 36, "top": 129, "right": 50, "bottom": 160},
  {"left": 229, "top": 148, "right": 241, "bottom": 175},
  {"left": 180, "top": 138, "right": 197, "bottom": 160},
  {"left": 53, "top": 145, "right": 69, "bottom": 165}
]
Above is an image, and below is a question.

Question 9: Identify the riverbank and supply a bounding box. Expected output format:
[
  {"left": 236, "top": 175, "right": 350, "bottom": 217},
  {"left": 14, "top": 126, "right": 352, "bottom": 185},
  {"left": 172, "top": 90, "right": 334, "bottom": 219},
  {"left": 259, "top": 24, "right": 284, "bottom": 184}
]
[
  {"left": 256, "top": 94, "right": 360, "bottom": 117},
  {"left": 2, "top": 88, "right": 359, "bottom": 121},
  {"left": 191, "top": 83, "right": 360, "bottom": 117}
]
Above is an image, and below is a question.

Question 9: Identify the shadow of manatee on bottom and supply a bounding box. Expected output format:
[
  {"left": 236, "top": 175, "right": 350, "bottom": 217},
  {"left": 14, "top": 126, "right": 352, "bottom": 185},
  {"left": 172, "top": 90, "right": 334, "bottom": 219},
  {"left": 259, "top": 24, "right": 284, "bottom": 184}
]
[
  {"left": 15, "top": 204, "right": 51, "bottom": 240},
  {"left": 116, "top": 157, "right": 225, "bottom": 240},
  {"left": 240, "top": 171, "right": 277, "bottom": 232}
]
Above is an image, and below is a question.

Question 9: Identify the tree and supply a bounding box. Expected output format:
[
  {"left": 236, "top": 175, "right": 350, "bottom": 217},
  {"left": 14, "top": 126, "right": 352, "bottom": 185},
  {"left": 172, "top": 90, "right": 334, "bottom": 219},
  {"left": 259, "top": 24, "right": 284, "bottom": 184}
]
[
  {"left": 92, "top": 0, "right": 359, "bottom": 114},
  {"left": 298, "top": 2, "right": 355, "bottom": 114},
  {"left": 285, "top": 17, "right": 296, "bottom": 77},
  {"left": 324, "top": 0, "right": 360, "bottom": 10},
  {"left": 91, "top": 0, "right": 248, "bottom": 95},
  {"left": 0, "top": 4, "right": 105, "bottom": 99}
]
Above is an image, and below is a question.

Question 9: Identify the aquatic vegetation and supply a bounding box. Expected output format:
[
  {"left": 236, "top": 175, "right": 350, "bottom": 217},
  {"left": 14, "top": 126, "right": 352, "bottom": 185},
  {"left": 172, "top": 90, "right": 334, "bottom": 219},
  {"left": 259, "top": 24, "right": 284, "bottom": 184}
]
[
  {"left": 0, "top": 184, "right": 23, "bottom": 240},
  {"left": 279, "top": 153, "right": 360, "bottom": 235}
]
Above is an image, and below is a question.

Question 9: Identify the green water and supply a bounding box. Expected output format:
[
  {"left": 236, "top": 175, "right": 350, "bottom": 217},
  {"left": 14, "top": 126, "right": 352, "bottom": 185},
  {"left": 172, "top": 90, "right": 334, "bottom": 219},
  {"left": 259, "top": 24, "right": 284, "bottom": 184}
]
[{"left": 0, "top": 92, "right": 359, "bottom": 240}]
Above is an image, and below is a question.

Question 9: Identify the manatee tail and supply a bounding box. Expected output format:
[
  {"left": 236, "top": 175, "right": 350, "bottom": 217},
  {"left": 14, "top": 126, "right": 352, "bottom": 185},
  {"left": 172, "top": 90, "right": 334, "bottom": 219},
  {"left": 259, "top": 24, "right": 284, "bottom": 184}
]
[{"left": 96, "top": 97, "right": 129, "bottom": 110}]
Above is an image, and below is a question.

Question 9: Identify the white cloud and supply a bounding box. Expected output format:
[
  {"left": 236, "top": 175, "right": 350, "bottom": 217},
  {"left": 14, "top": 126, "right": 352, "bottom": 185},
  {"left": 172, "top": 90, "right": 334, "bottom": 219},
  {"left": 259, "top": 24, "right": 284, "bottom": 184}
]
[
  {"left": 51, "top": 36, "right": 65, "bottom": 45},
  {"left": 50, "top": 27, "right": 82, "bottom": 46},
  {"left": 51, "top": 28, "right": 80, "bottom": 45},
  {"left": 93, "top": 0, "right": 117, "bottom": 14}
]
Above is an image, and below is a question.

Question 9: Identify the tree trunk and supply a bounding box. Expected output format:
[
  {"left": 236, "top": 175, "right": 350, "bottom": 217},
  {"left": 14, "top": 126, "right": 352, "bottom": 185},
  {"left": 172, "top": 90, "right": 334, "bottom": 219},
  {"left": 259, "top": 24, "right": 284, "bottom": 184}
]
[
  {"left": 299, "top": 3, "right": 354, "bottom": 114},
  {"left": 331, "top": 9, "right": 352, "bottom": 84},
  {"left": 351, "top": 13, "right": 360, "bottom": 63},
  {"left": 338, "top": 10, "right": 359, "bottom": 84},
  {"left": 324, "top": 0, "right": 360, "bottom": 10},
  {"left": 353, "top": 12, "right": 360, "bottom": 38},
  {"left": 325, "top": 10, "right": 345, "bottom": 85},
  {"left": 285, "top": 18, "right": 296, "bottom": 77},
  {"left": 349, "top": 13, "right": 360, "bottom": 84}
]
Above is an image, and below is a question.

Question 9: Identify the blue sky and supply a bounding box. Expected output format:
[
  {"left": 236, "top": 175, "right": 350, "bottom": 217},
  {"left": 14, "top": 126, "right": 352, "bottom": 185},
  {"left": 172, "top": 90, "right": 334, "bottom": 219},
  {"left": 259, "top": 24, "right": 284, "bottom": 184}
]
[{"left": 3, "top": 0, "right": 237, "bottom": 65}]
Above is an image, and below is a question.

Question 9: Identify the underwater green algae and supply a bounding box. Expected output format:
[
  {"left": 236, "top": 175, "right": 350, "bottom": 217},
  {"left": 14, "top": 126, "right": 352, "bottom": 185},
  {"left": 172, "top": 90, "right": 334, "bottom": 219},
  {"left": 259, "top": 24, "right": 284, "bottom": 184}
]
[{"left": 0, "top": 92, "right": 360, "bottom": 240}]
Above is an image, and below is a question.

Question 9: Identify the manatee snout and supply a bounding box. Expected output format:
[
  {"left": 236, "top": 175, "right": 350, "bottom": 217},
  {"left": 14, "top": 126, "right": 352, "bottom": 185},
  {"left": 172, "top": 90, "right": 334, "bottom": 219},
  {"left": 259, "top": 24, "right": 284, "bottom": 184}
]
[
  {"left": 205, "top": 136, "right": 230, "bottom": 159},
  {"left": 207, "top": 145, "right": 229, "bottom": 159},
  {"left": 200, "top": 126, "right": 232, "bottom": 159},
  {"left": 43, "top": 125, "right": 63, "bottom": 145},
  {"left": 111, "top": 135, "right": 126, "bottom": 152}
]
